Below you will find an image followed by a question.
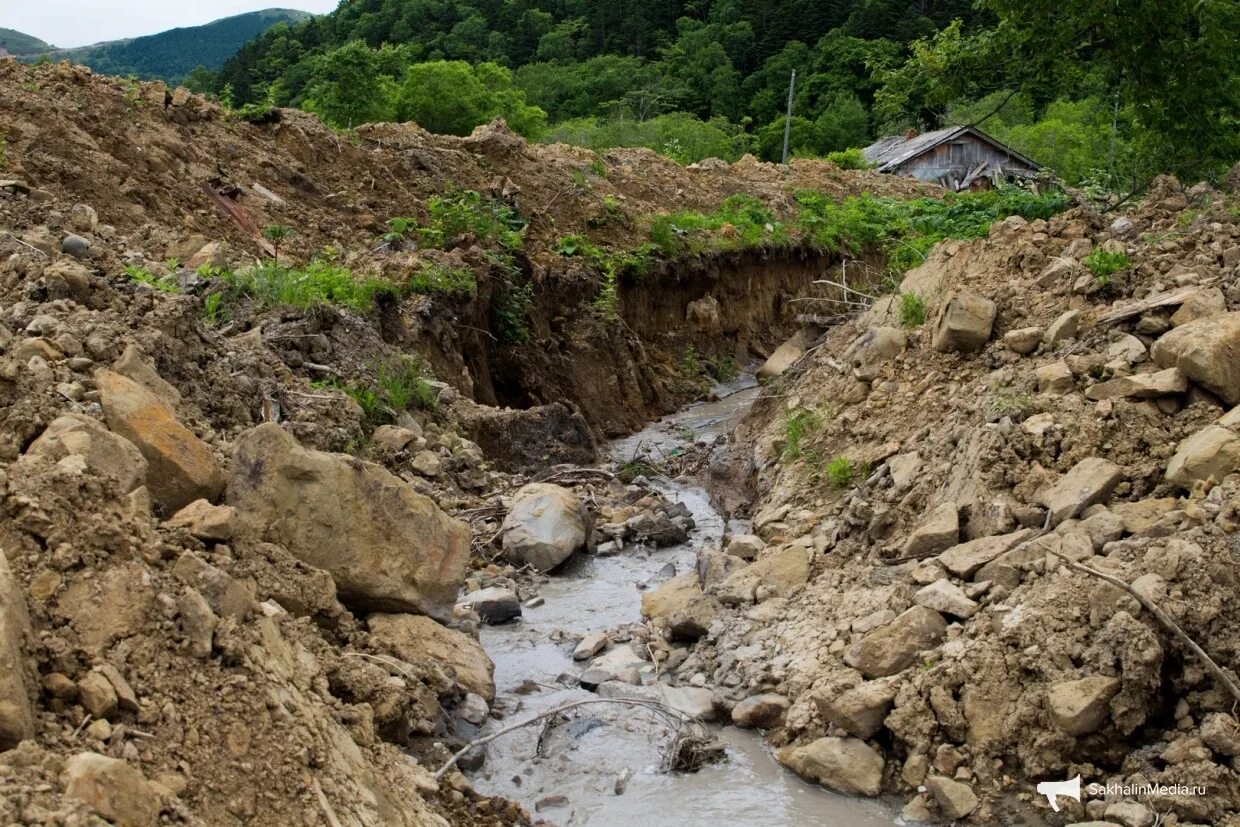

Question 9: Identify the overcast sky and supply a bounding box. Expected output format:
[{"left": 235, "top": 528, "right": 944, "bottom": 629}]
[{"left": 4, "top": 1, "right": 339, "bottom": 49}]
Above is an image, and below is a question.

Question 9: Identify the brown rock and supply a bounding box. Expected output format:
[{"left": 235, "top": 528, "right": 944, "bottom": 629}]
[
  {"left": 1165, "top": 425, "right": 1240, "bottom": 488},
  {"left": 61, "top": 752, "right": 161, "bottom": 827},
  {"left": 1046, "top": 676, "right": 1120, "bottom": 735},
  {"left": 731, "top": 693, "right": 789, "bottom": 728},
  {"left": 78, "top": 671, "right": 118, "bottom": 719},
  {"left": 1151, "top": 312, "right": 1240, "bottom": 404},
  {"left": 716, "top": 545, "right": 810, "bottom": 605},
  {"left": 0, "top": 548, "right": 35, "bottom": 750},
  {"left": 1039, "top": 457, "right": 1124, "bottom": 525},
  {"left": 367, "top": 613, "right": 495, "bottom": 701},
  {"left": 113, "top": 345, "right": 181, "bottom": 407},
  {"left": 166, "top": 499, "right": 236, "bottom": 541},
  {"left": 228, "top": 424, "right": 469, "bottom": 618},
  {"left": 96, "top": 370, "right": 224, "bottom": 512},
  {"left": 844, "top": 606, "right": 946, "bottom": 678},
  {"left": 23, "top": 413, "right": 147, "bottom": 494},
  {"left": 1085, "top": 368, "right": 1187, "bottom": 400},
  {"left": 932, "top": 292, "right": 996, "bottom": 353},
  {"left": 778, "top": 737, "right": 885, "bottom": 797},
  {"left": 902, "top": 502, "right": 959, "bottom": 557},
  {"left": 640, "top": 574, "right": 700, "bottom": 622},
  {"left": 815, "top": 680, "right": 896, "bottom": 738}
]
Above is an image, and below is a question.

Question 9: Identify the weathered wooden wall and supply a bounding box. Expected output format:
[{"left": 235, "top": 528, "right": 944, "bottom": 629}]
[{"left": 895, "top": 135, "right": 1036, "bottom": 186}]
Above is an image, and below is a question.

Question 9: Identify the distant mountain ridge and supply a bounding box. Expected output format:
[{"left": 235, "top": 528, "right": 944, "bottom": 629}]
[
  {"left": 0, "top": 28, "right": 54, "bottom": 56},
  {"left": 21, "top": 9, "right": 311, "bottom": 84}
]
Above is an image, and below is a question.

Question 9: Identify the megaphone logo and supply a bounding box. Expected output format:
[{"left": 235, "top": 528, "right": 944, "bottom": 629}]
[{"left": 1035, "top": 775, "right": 1081, "bottom": 812}]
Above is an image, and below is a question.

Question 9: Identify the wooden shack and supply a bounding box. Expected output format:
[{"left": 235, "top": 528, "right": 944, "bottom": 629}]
[{"left": 862, "top": 125, "right": 1040, "bottom": 191}]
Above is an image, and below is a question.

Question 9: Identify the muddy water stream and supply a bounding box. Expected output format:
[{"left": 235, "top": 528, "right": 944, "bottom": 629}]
[{"left": 470, "top": 377, "right": 899, "bottom": 826}]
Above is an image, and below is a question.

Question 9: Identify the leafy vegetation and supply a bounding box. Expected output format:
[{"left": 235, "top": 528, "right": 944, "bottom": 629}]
[
  {"left": 782, "top": 406, "right": 825, "bottom": 460},
  {"left": 407, "top": 263, "right": 477, "bottom": 298},
  {"left": 213, "top": 260, "right": 400, "bottom": 313},
  {"left": 825, "top": 456, "right": 858, "bottom": 489},
  {"left": 316, "top": 356, "right": 438, "bottom": 426},
  {"left": 899, "top": 292, "right": 926, "bottom": 327},
  {"left": 122, "top": 265, "right": 178, "bottom": 293},
  {"left": 1083, "top": 249, "right": 1130, "bottom": 287},
  {"left": 0, "top": 28, "right": 54, "bottom": 56},
  {"left": 262, "top": 224, "right": 292, "bottom": 264}
]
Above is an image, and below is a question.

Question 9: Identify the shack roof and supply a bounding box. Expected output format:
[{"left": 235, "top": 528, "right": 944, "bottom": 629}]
[{"left": 862, "top": 125, "right": 1040, "bottom": 173}]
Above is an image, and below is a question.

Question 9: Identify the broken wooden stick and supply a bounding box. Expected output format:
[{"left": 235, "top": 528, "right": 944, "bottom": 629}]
[
  {"left": 432, "top": 696, "right": 712, "bottom": 780},
  {"left": 1045, "top": 547, "right": 1240, "bottom": 706}
]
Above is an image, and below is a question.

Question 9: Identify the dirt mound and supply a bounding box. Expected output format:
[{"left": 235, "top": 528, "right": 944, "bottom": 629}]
[{"left": 682, "top": 177, "right": 1240, "bottom": 824}]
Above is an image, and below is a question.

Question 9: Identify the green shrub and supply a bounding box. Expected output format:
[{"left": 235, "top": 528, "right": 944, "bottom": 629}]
[
  {"left": 1084, "top": 249, "right": 1130, "bottom": 281},
  {"left": 489, "top": 257, "right": 534, "bottom": 344},
  {"left": 220, "top": 260, "right": 398, "bottom": 312},
  {"left": 202, "top": 292, "right": 226, "bottom": 325},
  {"left": 423, "top": 189, "right": 525, "bottom": 250},
  {"left": 407, "top": 263, "right": 476, "bottom": 297},
  {"left": 899, "top": 292, "right": 926, "bottom": 327},
  {"left": 824, "top": 148, "right": 874, "bottom": 170},
  {"left": 122, "top": 265, "right": 178, "bottom": 293},
  {"left": 555, "top": 233, "right": 596, "bottom": 257},
  {"left": 383, "top": 217, "right": 416, "bottom": 244},
  {"left": 374, "top": 356, "right": 438, "bottom": 412}
]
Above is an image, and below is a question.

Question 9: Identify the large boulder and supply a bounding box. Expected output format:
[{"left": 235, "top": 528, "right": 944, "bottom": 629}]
[
  {"left": 1165, "top": 425, "right": 1240, "bottom": 488},
  {"left": 1151, "top": 312, "right": 1240, "bottom": 404},
  {"left": 61, "top": 752, "right": 161, "bottom": 827},
  {"left": 757, "top": 330, "right": 807, "bottom": 380},
  {"left": 1038, "top": 458, "right": 1124, "bottom": 525},
  {"left": 22, "top": 413, "right": 147, "bottom": 493},
  {"left": 1085, "top": 368, "right": 1187, "bottom": 400},
  {"left": 902, "top": 502, "right": 960, "bottom": 557},
  {"left": 777, "top": 737, "right": 885, "bottom": 797},
  {"left": 844, "top": 327, "right": 907, "bottom": 380},
  {"left": 814, "top": 680, "right": 897, "bottom": 738},
  {"left": 844, "top": 606, "right": 946, "bottom": 678},
  {"left": 716, "top": 545, "right": 810, "bottom": 605},
  {"left": 0, "top": 548, "right": 35, "bottom": 750},
  {"left": 932, "top": 292, "right": 996, "bottom": 353},
  {"left": 367, "top": 614, "right": 495, "bottom": 701},
  {"left": 501, "top": 483, "right": 589, "bottom": 572},
  {"left": 228, "top": 423, "right": 469, "bottom": 617},
  {"left": 96, "top": 369, "right": 224, "bottom": 512},
  {"left": 641, "top": 573, "right": 700, "bottom": 622}
]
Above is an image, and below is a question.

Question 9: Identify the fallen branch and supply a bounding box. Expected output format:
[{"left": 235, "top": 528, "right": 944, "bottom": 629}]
[
  {"left": 432, "top": 696, "right": 713, "bottom": 780},
  {"left": 1044, "top": 547, "right": 1240, "bottom": 706}
]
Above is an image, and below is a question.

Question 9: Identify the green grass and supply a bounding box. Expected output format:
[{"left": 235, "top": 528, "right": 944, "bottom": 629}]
[
  {"left": 218, "top": 260, "right": 399, "bottom": 312},
  {"left": 421, "top": 189, "right": 525, "bottom": 251},
  {"left": 202, "top": 292, "right": 226, "bottom": 325},
  {"left": 826, "top": 455, "right": 859, "bottom": 489},
  {"left": 407, "top": 263, "right": 476, "bottom": 297},
  {"left": 122, "top": 265, "right": 178, "bottom": 293},
  {"left": 315, "top": 356, "right": 438, "bottom": 426},
  {"left": 899, "top": 292, "right": 926, "bottom": 327},
  {"left": 824, "top": 148, "right": 874, "bottom": 170},
  {"left": 782, "top": 406, "right": 825, "bottom": 460}
]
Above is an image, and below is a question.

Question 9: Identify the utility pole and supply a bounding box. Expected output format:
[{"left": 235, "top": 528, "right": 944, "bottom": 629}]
[{"left": 781, "top": 69, "right": 796, "bottom": 165}]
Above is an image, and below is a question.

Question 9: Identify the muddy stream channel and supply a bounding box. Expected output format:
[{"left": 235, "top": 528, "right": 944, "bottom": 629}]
[{"left": 467, "top": 377, "right": 901, "bottom": 826}]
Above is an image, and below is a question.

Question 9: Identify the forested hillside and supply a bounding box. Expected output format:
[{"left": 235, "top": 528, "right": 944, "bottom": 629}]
[
  {"left": 0, "top": 28, "right": 53, "bottom": 56},
  {"left": 202, "top": 0, "right": 1237, "bottom": 190},
  {"left": 36, "top": 9, "right": 310, "bottom": 85}
]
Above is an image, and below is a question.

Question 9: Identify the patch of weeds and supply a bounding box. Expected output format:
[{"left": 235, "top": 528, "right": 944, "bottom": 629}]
[
  {"left": 593, "top": 266, "right": 619, "bottom": 323},
  {"left": 899, "top": 292, "right": 926, "bottom": 327},
  {"left": 589, "top": 158, "right": 608, "bottom": 179},
  {"left": 782, "top": 405, "right": 825, "bottom": 460},
  {"left": 986, "top": 390, "right": 1037, "bottom": 422},
  {"left": 616, "top": 457, "right": 661, "bottom": 483},
  {"left": 825, "top": 455, "right": 860, "bottom": 489},
  {"left": 219, "top": 260, "right": 399, "bottom": 312},
  {"left": 824, "top": 148, "right": 875, "bottom": 170},
  {"left": 262, "top": 224, "right": 293, "bottom": 265},
  {"left": 587, "top": 195, "right": 629, "bottom": 230},
  {"left": 0, "top": 135, "right": 6, "bottom": 170},
  {"left": 1177, "top": 208, "right": 1202, "bottom": 229},
  {"left": 122, "top": 76, "right": 143, "bottom": 115},
  {"left": 164, "top": 257, "right": 182, "bottom": 272},
  {"left": 407, "top": 263, "right": 476, "bottom": 298},
  {"left": 555, "top": 233, "right": 596, "bottom": 257},
  {"left": 680, "top": 345, "right": 703, "bottom": 377},
  {"left": 713, "top": 354, "right": 738, "bottom": 382},
  {"left": 1083, "top": 249, "right": 1130, "bottom": 284},
  {"left": 422, "top": 189, "right": 525, "bottom": 251},
  {"left": 202, "top": 292, "right": 226, "bottom": 325},
  {"left": 570, "top": 169, "right": 590, "bottom": 190},
  {"left": 374, "top": 356, "right": 438, "bottom": 413},
  {"left": 122, "top": 265, "right": 178, "bottom": 293},
  {"left": 383, "top": 217, "right": 416, "bottom": 246},
  {"left": 489, "top": 255, "right": 534, "bottom": 344}
]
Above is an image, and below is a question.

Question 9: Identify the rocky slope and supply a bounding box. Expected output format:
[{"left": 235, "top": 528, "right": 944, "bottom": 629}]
[
  {"left": 0, "top": 58, "right": 930, "bottom": 826},
  {"left": 635, "top": 173, "right": 1240, "bottom": 825}
]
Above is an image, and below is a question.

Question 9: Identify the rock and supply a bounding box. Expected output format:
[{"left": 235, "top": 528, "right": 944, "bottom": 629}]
[
  {"left": 844, "top": 327, "right": 907, "bottom": 380},
  {"left": 410, "top": 450, "right": 441, "bottom": 477},
  {"left": 902, "top": 502, "right": 959, "bottom": 557},
  {"left": 61, "top": 752, "right": 161, "bottom": 827},
  {"left": 457, "top": 587, "right": 522, "bottom": 624},
  {"left": 1046, "top": 676, "right": 1120, "bottom": 735},
  {"left": 1165, "top": 425, "right": 1240, "bottom": 488},
  {"left": 1044, "top": 310, "right": 1081, "bottom": 347},
  {"left": 778, "top": 737, "right": 885, "bottom": 797},
  {"left": 1169, "top": 287, "right": 1226, "bottom": 327},
  {"left": 724, "top": 534, "right": 766, "bottom": 560},
  {"left": 641, "top": 574, "right": 699, "bottom": 621},
  {"left": 932, "top": 292, "right": 996, "bottom": 353},
  {"left": 814, "top": 680, "right": 896, "bottom": 738},
  {"left": 97, "top": 370, "right": 224, "bottom": 513},
  {"left": 43, "top": 259, "right": 92, "bottom": 301},
  {"left": 573, "top": 631, "right": 608, "bottom": 661},
  {"left": 0, "top": 549, "right": 34, "bottom": 750},
  {"left": 666, "top": 594, "right": 721, "bottom": 641},
  {"left": 1103, "top": 801, "right": 1155, "bottom": 827},
  {"left": 1108, "top": 334, "right": 1148, "bottom": 364},
  {"left": 757, "top": 330, "right": 807, "bottom": 379},
  {"left": 78, "top": 671, "right": 118, "bottom": 719},
  {"left": 1085, "top": 368, "right": 1187, "bottom": 400},
  {"left": 925, "top": 775, "right": 978, "bottom": 819},
  {"left": 844, "top": 606, "right": 947, "bottom": 678},
  {"left": 1004, "top": 327, "right": 1043, "bottom": 355},
  {"left": 731, "top": 693, "right": 789, "bottom": 728},
  {"left": 367, "top": 613, "right": 495, "bottom": 701},
  {"left": 887, "top": 452, "right": 922, "bottom": 489},
  {"left": 176, "top": 588, "right": 217, "bottom": 658},
  {"left": 113, "top": 345, "right": 181, "bottom": 408},
  {"left": 717, "top": 545, "right": 810, "bottom": 605},
  {"left": 1037, "top": 361, "right": 1075, "bottom": 394},
  {"left": 660, "top": 685, "right": 716, "bottom": 721},
  {"left": 501, "top": 483, "right": 588, "bottom": 572},
  {"left": 372, "top": 424, "right": 423, "bottom": 453},
  {"left": 22, "top": 413, "right": 147, "bottom": 494},
  {"left": 1039, "top": 458, "right": 1124, "bottom": 525},
  {"left": 228, "top": 423, "right": 469, "bottom": 617},
  {"left": 171, "top": 552, "right": 254, "bottom": 620},
  {"left": 62, "top": 234, "right": 91, "bottom": 258},
  {"left": 938, "top": 529, "right": 1032, "bottom": 578},
  {"left": 586, "top": 645, "right": 644, "bottom": 686},
  {"left": 1200, "top": 712, "right": 1240, "bottom": 756},
  {"left": 1151, "top": 312, "right": 1240, "bottom": 405},
  {"left": 457, "top": 692, "right": 489, "bottom": 725},
  {"left": 69, "top": 204, "right": 99, "bottom": 233},
  {"left": 165, "top": 499, "right": 236, "bottom": 541},
  {"left": 1110, "top": 216, "right": 1135, "bottom": 237},
  {"left": 686, "top": 294, "right": 721, "bottom": 332},
  {"left": 914, "top": 578, "right": 979, "bottom": 619}
]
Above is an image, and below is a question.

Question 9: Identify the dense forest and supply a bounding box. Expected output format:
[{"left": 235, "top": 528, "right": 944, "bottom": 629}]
[
  {"left": 0, "top": 28, "right": 53, "bottom": 56},
  {"left": 34, "top": 9, "right": 309, "bottom": 85},
  {"left": 199, "top": 0, "right": 1239, "bottom": 189}
]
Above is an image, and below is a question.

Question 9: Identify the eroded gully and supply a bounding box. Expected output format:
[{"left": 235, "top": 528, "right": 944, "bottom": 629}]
[{"left": 468, "top": 375, "right": 901, "bottom": 826}]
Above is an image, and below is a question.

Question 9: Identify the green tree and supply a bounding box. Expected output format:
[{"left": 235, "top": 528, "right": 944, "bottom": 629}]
[
  {"left": 397, "top": 61, "right": 547, "bottom": 138},
  {"left": 300, "top": 41, "right": 402, "bottom": 128},
  {"left": 814, "top": 91, "right": 870, "bottom": 152}
]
